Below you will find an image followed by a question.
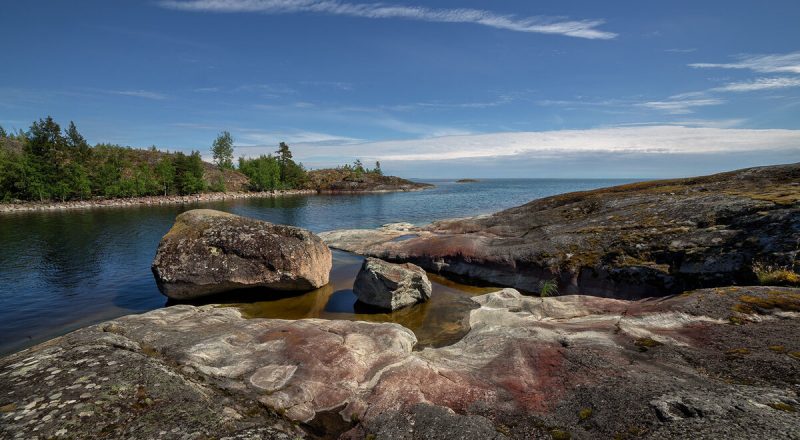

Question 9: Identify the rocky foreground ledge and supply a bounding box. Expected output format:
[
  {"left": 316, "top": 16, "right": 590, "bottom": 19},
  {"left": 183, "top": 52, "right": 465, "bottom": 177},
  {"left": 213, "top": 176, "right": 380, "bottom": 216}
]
[
  {"left": 2, "top": 286, "right": 798, "bottom": 439},
  {"left": 321, "top": 163, "right": 800, "bottom": 299}
]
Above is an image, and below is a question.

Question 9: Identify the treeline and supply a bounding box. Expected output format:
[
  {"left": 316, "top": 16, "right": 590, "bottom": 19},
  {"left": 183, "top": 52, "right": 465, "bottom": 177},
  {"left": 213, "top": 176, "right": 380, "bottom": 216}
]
[
  {"left": 0, "top": 117, "right": 207, "bottom": 201},
  {"left": 335, "top": 159, "right": 383, "bottom": 177},
  {"left": 0, "top": 116, "right": 386, "bottom": 202},
  {"left": 235, "top": 144, "right": 382, "bottom": 191},
  {"left": 237, "top": 142, "right": 308, "bottom": 191}
]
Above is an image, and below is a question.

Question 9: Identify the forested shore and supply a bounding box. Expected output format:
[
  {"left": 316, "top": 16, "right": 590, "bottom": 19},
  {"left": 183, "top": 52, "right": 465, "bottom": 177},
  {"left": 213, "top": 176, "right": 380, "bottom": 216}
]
[
  {"left": 0, "top": 117, "right": 398, "bottom": 204},
  {"left": 0, "top": 116, "right": 430, "bottom": 211}
]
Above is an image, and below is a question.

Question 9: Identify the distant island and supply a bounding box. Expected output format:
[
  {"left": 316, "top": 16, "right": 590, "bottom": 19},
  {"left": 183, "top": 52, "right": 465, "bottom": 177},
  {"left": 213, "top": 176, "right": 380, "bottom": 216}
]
[
  {"left": 456, "top": 178, "right": 479, "bottom": 183},
  {"left": 0, "top": 117, "right": 430, "bottom": 211}
]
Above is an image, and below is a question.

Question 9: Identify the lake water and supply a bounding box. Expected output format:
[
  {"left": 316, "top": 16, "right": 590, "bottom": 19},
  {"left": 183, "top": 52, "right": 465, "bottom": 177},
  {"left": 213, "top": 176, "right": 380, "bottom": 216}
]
[{"left": 0, "top": 178, "right": 636, "bottom": 355}]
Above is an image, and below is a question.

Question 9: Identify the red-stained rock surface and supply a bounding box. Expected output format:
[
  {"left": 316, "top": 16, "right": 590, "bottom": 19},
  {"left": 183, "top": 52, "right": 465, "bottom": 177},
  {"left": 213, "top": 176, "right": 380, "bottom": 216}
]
[
  {"left": 321, "top": 163, "right": 800, "bottom": 299},
  {"left": 2, "top": 286, "right": 799, "bottom": 439}
]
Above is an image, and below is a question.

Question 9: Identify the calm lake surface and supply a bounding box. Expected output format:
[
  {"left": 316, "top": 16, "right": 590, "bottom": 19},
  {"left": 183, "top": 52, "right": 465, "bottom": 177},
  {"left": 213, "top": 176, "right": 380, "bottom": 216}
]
[{"left": 0, "top": 178, "right": 636, "bottom": 355}]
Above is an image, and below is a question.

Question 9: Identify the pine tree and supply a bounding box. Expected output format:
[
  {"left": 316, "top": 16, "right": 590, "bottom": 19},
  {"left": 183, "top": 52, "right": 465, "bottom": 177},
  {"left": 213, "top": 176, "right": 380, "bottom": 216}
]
[{"left": 275, "top": 142, "right": 293, "bottom": 183}]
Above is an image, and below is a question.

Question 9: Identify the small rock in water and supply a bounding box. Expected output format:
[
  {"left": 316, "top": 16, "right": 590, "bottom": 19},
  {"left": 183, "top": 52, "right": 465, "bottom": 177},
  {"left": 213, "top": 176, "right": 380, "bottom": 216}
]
[{"left": 353, "top": 257, "right": 432, "bottom": 310}]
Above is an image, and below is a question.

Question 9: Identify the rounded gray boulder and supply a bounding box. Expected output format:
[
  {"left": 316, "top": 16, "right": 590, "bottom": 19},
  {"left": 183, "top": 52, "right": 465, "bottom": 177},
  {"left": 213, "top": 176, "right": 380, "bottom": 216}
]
[{"left": 152, "top": 209, "right": 331, "bottom": 300}]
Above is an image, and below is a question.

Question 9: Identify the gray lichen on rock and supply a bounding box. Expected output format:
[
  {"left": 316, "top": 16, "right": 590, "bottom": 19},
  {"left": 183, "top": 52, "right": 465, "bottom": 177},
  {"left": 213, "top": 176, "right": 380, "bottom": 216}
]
[{"left": 151, "top": 209, "right": 332, "bottom": 299}]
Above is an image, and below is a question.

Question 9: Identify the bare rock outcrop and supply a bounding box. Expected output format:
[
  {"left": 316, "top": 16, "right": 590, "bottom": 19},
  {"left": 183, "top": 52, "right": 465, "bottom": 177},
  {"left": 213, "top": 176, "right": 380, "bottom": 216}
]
[
  {"left": 151, "top": 209, "right": 331, "bottom": 299},
  {"left": 2, "top": 286, "right": 799, "bottom": 439},
  {"left": 353, "top": 257, "right": 432, "bottom": 310},
  {"left": 321, "top": 163, "right": 800, "bottom": 299}
]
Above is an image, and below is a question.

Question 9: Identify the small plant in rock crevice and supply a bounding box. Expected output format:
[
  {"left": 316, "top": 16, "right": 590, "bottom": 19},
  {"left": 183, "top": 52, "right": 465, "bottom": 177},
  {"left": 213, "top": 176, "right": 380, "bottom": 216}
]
[
  {"left": 752, "top": 260, "right": 800, "bottom": 286},
  {"left": 538, "top": 279, "right": 559, "bottom": 298}
]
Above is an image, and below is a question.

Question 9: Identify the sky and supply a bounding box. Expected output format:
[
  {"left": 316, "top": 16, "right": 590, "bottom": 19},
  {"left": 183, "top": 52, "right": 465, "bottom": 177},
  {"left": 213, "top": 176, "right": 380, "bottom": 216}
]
[{"left": 1, "top": 0, "right": 799, "bottom": 178}]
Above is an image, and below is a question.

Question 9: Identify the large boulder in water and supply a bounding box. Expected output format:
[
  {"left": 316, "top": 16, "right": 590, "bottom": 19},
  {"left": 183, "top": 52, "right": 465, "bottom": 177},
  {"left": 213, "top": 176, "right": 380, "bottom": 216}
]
[
  {"left": 353, "top": 257, "right": 432, "bottom": 310},
  {"left": 151, "top": 209, "right": 331, "bottom": 299}
]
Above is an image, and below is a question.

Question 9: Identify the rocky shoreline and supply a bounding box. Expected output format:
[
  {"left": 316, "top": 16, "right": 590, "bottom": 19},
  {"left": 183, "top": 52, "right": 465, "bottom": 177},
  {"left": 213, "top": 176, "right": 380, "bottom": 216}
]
[
  {"left": 2, "top": 164, "right": 799, "bottom": 439},
  {"left": 2, "top": 285, "right": 798, "bottom": 439},
  {"left": 0, "top": 190, "right": 316, "bottom": 214},
  {"left": 0, "top": 185, "right": 432, "bottom": 214},
  {"left": 322, "top": 163, "right": 800, "bottom": 299}
]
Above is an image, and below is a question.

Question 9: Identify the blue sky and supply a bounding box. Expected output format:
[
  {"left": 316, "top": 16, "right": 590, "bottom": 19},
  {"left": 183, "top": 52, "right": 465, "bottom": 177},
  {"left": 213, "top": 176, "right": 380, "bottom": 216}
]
[{"left": 1, "top": 0, "right": 799, "bottom": 178}]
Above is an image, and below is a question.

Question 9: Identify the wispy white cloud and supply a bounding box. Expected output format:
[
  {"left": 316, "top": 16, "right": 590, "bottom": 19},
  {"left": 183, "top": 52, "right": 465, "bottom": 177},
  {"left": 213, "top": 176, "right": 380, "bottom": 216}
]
[
  {"left": 665, "top": 48, "right": 696, "bottom": 53},
  {"left": 387, "top": 95, "right": 517, "bottom": 111},
  {"left": 235, "top": 83, "right": 297, "bottom": 96},
  {"left": 250, "top": 101, "right": 474, "bottom": 137},
  {"left": 369, "top": 116, "right": 473, "bottom": 137},
  {"left": 711, "top": 77, "right": 800, "bottom": 92},
  {"left": 158, "top": 0, "right": 617, "bottom": 39},
  {"left": 637, "top": 98, "right": 724, "bottom": 114},
  {"left": 109, "top": 90, "right": 169, "bottom": 100},
  {"left": 237, "top": 129, "right": 362, "bottom": 146},
  {"left": 537, "top": 97, "right": 628, "bottom": 108},
  {"left": 689, "top": 51, "right": 800, "bottom": 74},
  {"left": 604, "top": 119, "right": 747, "bottom": 129},
  {"left": 289, "top": 126, "right": 800, "bottom": 162},
  {"left": 299, "top": 80, "right": 354, "bottom": 91}
]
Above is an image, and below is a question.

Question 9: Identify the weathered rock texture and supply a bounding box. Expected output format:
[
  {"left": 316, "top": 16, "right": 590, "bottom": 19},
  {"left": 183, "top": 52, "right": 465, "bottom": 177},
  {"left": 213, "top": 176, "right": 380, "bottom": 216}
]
[
  {"left": 321, "top": 163, "right": 800, "bottom": 299},
  {"left": 152, "top": 209, "right": 331, "bottom": 299},
  {"left": 353, "top": 257, "right": 432, "bottom": 310},
  {"left": 3, "top": 286, "right": 798, "bottom": 439}
]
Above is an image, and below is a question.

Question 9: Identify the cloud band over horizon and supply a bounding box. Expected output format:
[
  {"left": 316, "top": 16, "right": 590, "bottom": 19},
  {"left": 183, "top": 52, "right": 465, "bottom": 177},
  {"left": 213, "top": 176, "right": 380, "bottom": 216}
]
[{"left": 229, "top": 125, "right": 800, "bottom": 164}]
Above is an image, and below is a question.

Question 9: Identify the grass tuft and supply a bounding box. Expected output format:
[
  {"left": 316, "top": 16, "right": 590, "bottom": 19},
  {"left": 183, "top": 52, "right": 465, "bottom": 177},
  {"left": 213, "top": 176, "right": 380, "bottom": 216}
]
[
  {"left": 753, "top": 262, "right": 800, "bottom": 286},
  {"left": 767, "top": 402, "right": 796, "bottom": 412},
  {"left": 634, "top": 337, "right": 663, "bottom": 352},
  {"left": 538, "top": 279, "right": 559, "bottom": 298}
]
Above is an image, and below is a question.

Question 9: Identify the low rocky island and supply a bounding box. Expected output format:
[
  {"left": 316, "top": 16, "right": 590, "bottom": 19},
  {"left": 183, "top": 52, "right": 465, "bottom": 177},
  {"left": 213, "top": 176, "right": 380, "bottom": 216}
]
[
  {"left": 456, "top": 178, "right": 480, "bottom": 183},
  {"left": 305, "top": 168, "right": 433, "bottom": 193},
  {"left": 2, "top": 163, "right": 799, "bottom": 439}
]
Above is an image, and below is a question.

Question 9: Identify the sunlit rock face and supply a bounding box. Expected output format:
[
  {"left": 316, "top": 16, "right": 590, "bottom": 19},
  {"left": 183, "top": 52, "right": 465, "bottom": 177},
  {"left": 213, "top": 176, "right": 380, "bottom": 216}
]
[
  {"left": 151, "top": 209, "right": 332, "bottom": 300},
  {"left": 353, "top": 257, "right": 432, "bottom": 310},
  {"left": 3, "top": 286, "right": 798, "bottom": 439},
  {"left": 322, "top": 163, "right": 800, "bottom": 299}
]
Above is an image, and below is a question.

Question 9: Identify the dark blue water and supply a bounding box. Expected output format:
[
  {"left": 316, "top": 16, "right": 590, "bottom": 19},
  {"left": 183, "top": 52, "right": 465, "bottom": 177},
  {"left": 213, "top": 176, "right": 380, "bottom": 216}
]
[{"left": 0, "top": 178, "right": 636, "bottom": 355}]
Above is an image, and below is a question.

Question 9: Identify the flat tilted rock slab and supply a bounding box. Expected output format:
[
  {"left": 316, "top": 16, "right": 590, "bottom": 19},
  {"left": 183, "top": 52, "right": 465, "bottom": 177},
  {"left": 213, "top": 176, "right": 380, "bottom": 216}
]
[
  {"left": 152, "top": 209, "right": 332, "bottom": 299},
  {"left": 321, "top": 163, "right": 800, "bottom": 299},
  {"left": 2, "top": 286, "right": 799, "bottom": 439}
]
